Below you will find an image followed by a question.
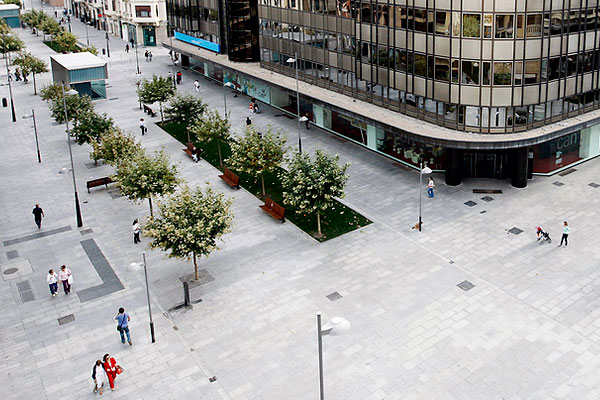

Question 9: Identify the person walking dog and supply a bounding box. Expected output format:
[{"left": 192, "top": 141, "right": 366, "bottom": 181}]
[
  {"left": 115, "top": 308, "right": 132, "bottom": 345},
  {"left": 559, "top": 221, "right": 570, "bottom": 247}
]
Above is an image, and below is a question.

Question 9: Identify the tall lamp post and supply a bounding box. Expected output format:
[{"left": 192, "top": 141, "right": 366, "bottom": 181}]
[
  {"left": 222, "top": 81, "right": 234, "bottom": 116},
  {"left": 129, "top": 252, "right": 156, "bottom": 343},
  {"left": 418, "top": 162, "right": 432, "bottom": 232},
  {"left": 22, "top": 110, "right": 41, "bottom": 163},
  {"left": 105, "top": 32, "right": 110, "bottom": 57},
  {"left": 134, "top": 41, "right": 140, "bottom": 74},
  {"left": 4, "top": 48, "right": 17, "bottom": 122},
  {"left": 84, "top": 18, "right": 90, "bottom": 46},
  {"left": 61, "top": 84, "right": 83, "bottom": 228},
  {"left": 316, "top": 312, "right": 350, "bottom": 400},
  {"left": 286, "top": 53, "right": 302, "bottom": 153}
]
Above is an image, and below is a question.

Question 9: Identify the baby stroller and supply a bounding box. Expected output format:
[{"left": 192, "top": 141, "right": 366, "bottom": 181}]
[{"left": 536, "top": 226, "right": 552, "bottom": 244}]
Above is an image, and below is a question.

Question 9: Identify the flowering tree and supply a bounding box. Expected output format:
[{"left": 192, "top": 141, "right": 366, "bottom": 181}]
[
  {"left": 144, "top": 184, "right": 233, "bottom": 281},
  {"left": 115, "top": 150, "right": 181, "bottom": 216},
  {"left": 188, "top": 109, "right": 231, "bottom": 166},
  {"left": 280, "top": 150, "right": 350, "bottom": 237},
  {"left": 226, "top": 126, "right": 286, "bottom": 196},
  {"left": 90, "top": 127, "right": 142, "bottom": 165}
]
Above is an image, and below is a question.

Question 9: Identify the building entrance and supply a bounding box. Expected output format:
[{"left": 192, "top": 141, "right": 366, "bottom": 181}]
[{"left": 462, "top": 152, "right": 509, "bottom": 179}]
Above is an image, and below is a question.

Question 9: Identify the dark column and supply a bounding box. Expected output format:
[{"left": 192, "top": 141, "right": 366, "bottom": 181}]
[
  {"left": 181, "top": 55, "right": 190, "bottom": 68},
  {"left": 510, "top": 147, "right": 528, "bottom": 188},
  {"left": 445, "top": 148, "right": 463, "bottom": 186},
  {"left": 527, "top": 147, "right": 534, "bottom": 179}
]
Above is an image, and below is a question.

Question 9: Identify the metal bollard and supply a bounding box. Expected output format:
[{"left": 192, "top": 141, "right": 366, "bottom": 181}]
[{"left": 183, "top": 281, "right": 190, "bottom": 307}]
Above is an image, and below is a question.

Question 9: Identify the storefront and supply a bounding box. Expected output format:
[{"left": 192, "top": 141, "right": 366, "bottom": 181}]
[{"left": 532, "top": 126, "right": 600, "bottom": 174}]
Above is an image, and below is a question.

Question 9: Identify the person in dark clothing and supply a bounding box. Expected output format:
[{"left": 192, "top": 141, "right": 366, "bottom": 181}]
[
  {"left": 304, "top": 113, "right": 310, "bottom": 129},
  {"left": 176, "top": 71, "right": 182, "bottom": 84},
  {"left": 32, "top": 204, "right": 44, "bottom": 229},
  {"left": 246, "top": 117, "right": 252, "bottom": 126}
]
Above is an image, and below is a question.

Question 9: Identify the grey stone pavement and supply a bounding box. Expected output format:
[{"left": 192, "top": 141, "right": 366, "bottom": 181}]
[{"left": 2, "top": 3, "right": 600, "bottom": 399}]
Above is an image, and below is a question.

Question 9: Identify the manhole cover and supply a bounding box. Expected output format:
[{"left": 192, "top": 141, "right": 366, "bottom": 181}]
[
  {"left": 553, "top": 181, "right": 564, "bottom": 187},
  {"left": 58, "top": 314, "right": 75, "bottom": 326},
  {"left": 508, "top": 227, "right": 523, "bottom": 235},
  {"left": 326, "top": 291, "right": 343, "bottom": 302},
  {"left": 3, "top": 267, "right": 18, "bottom": 275},
  {"left": 464, "top": 200, "right": 477, "bottom": 207},
  {"left": 457, "top": 280, "right": 475, "bottom": 291},
  {"left": 589, "top": 183, "right": 600, "bottom": 188},
  {"left": 481, "top": 196, "right": 494, "bottom": 202},
  {"left": 1, "top": 259, "right": 33, "bottom": 280}
]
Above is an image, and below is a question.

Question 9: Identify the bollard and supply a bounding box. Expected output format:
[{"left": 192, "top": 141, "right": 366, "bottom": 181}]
[
  {"left": 183, "top": 281, "right": 190, "bottom": 307},
  {"left": 2, "top": 98, "right": 7, "bottom": 107}
]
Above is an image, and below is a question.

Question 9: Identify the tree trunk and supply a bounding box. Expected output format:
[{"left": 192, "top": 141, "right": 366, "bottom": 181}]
[
  {"left": 159, "top": 103, "right": 164, "bottom": 122},
  {"left": 261, "top": 174, "right": 266, "bottom": 197},
  {"left": 33, "top": 73, "right": 37, "bottom": 95},
  {"left": 217, "top": 139, "right": 223, "bottom": 167},
  {"left": 317, "top": 211, "right": 322, "bottom": 236},
  {"left": 193, "top": 252, "right": 198, "bottom": 281},
  {"left": 148, "top": 197, "right": 153, "bottom": 216}
]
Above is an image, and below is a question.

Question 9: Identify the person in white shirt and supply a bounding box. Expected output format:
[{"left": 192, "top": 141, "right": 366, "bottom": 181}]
[
  {"left": 194, "top": 80, "right": 200, "bottom": 92},
  {"left": 58, "top": 265, "right": 72, "bottom": 294},
  {"left": 427, "top": 177, "right": 435, "bottom": 198},
  {"left": 132, "top": 219, "right": 141, "bottom": 244},
  {"left": 559, "top": 221, "right": 571, "bottom": 247},
  {"left": 47, "top": 269, "right": 58, "bottom": 296},
  {"left": 139, "top": 118, "right": 147, "bottom": 136}
]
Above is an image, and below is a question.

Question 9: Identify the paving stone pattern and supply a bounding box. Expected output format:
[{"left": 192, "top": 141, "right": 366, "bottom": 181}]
[{"left": 1, "top": 3, "right": 600, "bottom": 399}]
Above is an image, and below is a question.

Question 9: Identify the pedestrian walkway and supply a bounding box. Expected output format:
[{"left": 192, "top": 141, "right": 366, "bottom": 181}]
[{"left": 2, "top": 4, "right": 600, "bottom": 398}]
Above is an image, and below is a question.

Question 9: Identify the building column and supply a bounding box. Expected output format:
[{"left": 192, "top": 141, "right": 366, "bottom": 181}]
[
  {"left": 181, "top": 55, "right": 189, "bottom": 67},
  {"left": 510, "top": 147, "right": 528, "bottom": 188},
  {"left": 445, "top": 148, "right": 462, "bottom": 186}
]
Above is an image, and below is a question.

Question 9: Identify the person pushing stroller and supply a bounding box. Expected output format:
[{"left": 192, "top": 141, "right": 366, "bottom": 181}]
[{"left": 536, "top": 226, "right": 552, "bottom": 244}]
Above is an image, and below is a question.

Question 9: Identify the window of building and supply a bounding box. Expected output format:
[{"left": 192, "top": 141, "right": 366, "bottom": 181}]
[
  {"left": 337, "top": 0, "right": 351, "bottom": 18},
  {"left": 395, "top": 49, "right": 407, "bottom": 72},
  {"left": 414, "top": 53, "right": 426, "bottom": 77},
  {"left": 436, "top": 11, "right": 450, "bottom": 35},
  {"left": 494, "top": 62, "right": 512, "bottom": 85},
  {"left": 360, "top": 3, "right": 372, "bottom": 23},
  {"left": 548, "top": 57, "right": 561, "bottom": 80},
  {"left": 482, "top": 62, "right": 491, "bottom": 85},
  {"left": 376, "top": 5, "right": 389, "bottom": 26},
  {"left": 483, "top": 14, "right": 493, "bottom": 38},
  {"left": 452, "top": 12, "right": 461, "bottom": 36},
  {"left": 550, "top": 12, "right": 563, "bottom": 34},
  {"left": 526, "top": 14, "right": 542, "bottom": 37},
  {"left": 135, "top": 6, "right": 151, "bottom": 18},
  {"left": 524, "top": 60, "right": 541, "bottom": 84},
  {"left": 496, "top": 15, "right": 513, "bottom": 38},
  {"left": 567, "top": 11, "right": 581, "bottom": 33},
  {"left": 463, "top": 14, "right": 480, "bottom": 38},
  {"left": 462, "top": 60, "right": 480, "bottom": 84},
  {"left": 516, "top": 14, "right": 524, "bottom": 38},
  {"left": 451, "top": 60, "right": 459, "bottom": 83},
  {"left": 435, "top": 57, "right": 449, "bottom": 81},
  {"left": 414, "top": 9, "right": 427, "bottom": 32}
]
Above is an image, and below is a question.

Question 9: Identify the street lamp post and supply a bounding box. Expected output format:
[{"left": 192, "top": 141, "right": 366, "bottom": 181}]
[
  {"left": 418, "top": 162, "right": 432, "bottom": 232},
  {"left": 222, "top": 81, "right": 234, "bottom": 116},
  {"left": 316, "top": 312, "right": 350, "bottom": 400},
  {"left": 61, "top": 84, "right": 83, "bottom": 228},
  {"left": 129, "top": 253, "right": 156, "bottom": 343},
  {"left": 286, "top": 53, "right": 302, "bottom": 153},
  {"left": 22, "top": 110, "right": 41, "bottom": 163},
  {"left": 105, "top": 32, "right": 110, "bottom": 57},
  {"left": 134, "top": 41, "right": 140, "bottom": 74},
  {"left": 85, "top": 18, "right": 90, "bottom": 46},
  {"left": 4, "top": 50, "right": 17, "bottom": 122}
]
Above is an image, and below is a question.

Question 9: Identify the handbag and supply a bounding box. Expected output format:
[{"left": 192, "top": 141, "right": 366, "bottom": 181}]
[
  {"left": 67, "top": 275, "right": 73, "bottom": 285},
  {"left": 116, "top": 365, "right": 124, "bottom": 374},
  {"left": 116, "top": 315, "right": 125, "bottom": 332}
]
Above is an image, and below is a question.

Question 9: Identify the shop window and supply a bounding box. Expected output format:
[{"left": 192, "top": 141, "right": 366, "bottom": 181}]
[
  {"left": 526, "top": 14, "right": 542, "bottom": 37},
  {"left": 496, "top": 14, "right": 514, "bottom": 38},
  {"left": 463, "top": 14, "right": 481, "bottom": 38},
  {"left": 483, "top": 14, "right": 493, "bottom": 38},
  {"left": 435, "top": 57, "right": 450, "bottom": 82},
  {"left": 414, "top": 9, "right": 427, "bottom": 32},
  {"left": 482, "top": 62, "right": 491, "bottom": 85},
  {"left": 436, "top": 11, "right": 450, "bottom": 35},
  {"left": 414, "top": 53, "right": 426, "bottom": 77},
  {"left": 135, "top": 5, "right": 151, "bottom": 18},
  {"left": 462, "top": 60, "right": 480, "bottom": 85},
  {"left": 493, "top": 62, "right": 512, "bottom": 85}
]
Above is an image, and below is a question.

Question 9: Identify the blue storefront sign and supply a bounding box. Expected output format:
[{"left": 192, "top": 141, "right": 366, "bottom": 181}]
[{"left": 174, "top": 31, "right": 220, "bottom": 53}]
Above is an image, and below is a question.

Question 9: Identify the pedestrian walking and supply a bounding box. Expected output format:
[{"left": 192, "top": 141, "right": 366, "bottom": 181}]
[
  {"left": 246, "top": 117, "right": 252, "bottom": 126},
  {"left": 58, "top": 265, "right": 72, "bottom": 294},
  {"left": 168, "top": 49, "right": 173, "bottom": 60},
  {"left": 132, "top": 219, "right": 141, "bottom": 244},
  {"left": 139, "top": 118, "right": 147, "bottom": 135},
  {"left": 47, "top": 269, "right": 58, "bottom": 296},
  {"left": 92, "top": 359, "right": 107, "bottom": 395},
  {"left": 191, "top": 147, "right": 200, "bottom": 163},
  {"left": 23, "top": 71, "right": 29, "bottom": 83},
  {"left": 148, "top": 51, "right": 153, "bottom": 61},
  {"left": 102, "top": 353, "right": 123, "bottom": 391},
  {"left": 14, "top": 68, "right": 21, "bottom": 81},
  {"left": 125, "top": 44, "right": 129, "bottom": 53},
  {"left": 144, "top": 50, "right": 149, "bottom": 61},
  {"left": 427, "top": 177, "right": 435, "bottom": 198},
  {"left": 304, "top": 113, "right": 310, "bottom": 129},
  {"left": 176, "top": 71, "right": 182, "bottom": 84},
  {"left": 194, "top": 79, "right": 200, "bottom": 92},
  {"left": 32, "top": 204, "right": 44, "bottom": 229},
  {"left": 559, "top": 221, "right": 570, "bottom": 247},
  {"left": 253, "top": 101, "right": 261, "bottom": 113},
  {"left": 115, "top": 307, "right": 132, "bottom": 345}
]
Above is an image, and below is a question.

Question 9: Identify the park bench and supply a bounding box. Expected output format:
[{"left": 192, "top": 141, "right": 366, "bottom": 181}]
[
  {"left": 260, "top": 197, "right": 285, "bottom": 223},
  {"left": 143, "top": 104, "right": 157, "bottom": 117},
  {"left": 218, "top": 167, "right": 240, "bottom": 189},
  {"left": 86, "top": 176, "right": 115, "bottom": 193},
  {"left": 183, "top": 142, "right": 202, "bottom": 160}
]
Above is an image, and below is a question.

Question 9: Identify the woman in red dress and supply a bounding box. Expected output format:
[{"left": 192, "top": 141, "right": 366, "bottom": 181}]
[{"left": 102, "top": 353, "right": 121, "bottom": 390}]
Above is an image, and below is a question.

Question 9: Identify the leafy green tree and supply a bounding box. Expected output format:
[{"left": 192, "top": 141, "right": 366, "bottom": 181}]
[
  {"left": 40, "top": 18, "right": 62, "bottom": 39},
  {"left": 72, "top": 111, "right": 114, "bottom": 145},
  {"left": 22, "top": 10, "right": 47, "bottom": 35},
  {"left": 90, "top": 127, "right": 143, "bottom": 165},
  {"left": 81, "top": 46, "right": 99, "bottom": 55},
  {"left": 3, "top": 0, "right": 22, "bottom": 7},
  {"left": 40, "top": 83, "right": 63, "bottom": 102},
  {"left": 226, "top": 126, "right": 287, "bottom": 197},
  {"left": 164, "top": 93, "right": 206, "bottom": 125},
  {"left": 50, "top": 93, "right": 93, "bottom": 123},
  {"left": 280, "top": 150, "right": 350, "bottom": 237},
  {"left": 53, "top": 31, "right": 78, "bottom": 53},
  {"left": 115, "top": 150, "right": 181, "bottom": 216},
  {"left": 137, "top": 75, "right": 176, "bottom": 122},
  {"left": 188, "top": 109, "right": 231, "bottom": 166},
  {"left": 13, "top": 52, "right": 48, "bottom": 94},
  {"left": 0, "top": 19, "right": 9, "bottom": 35},
  {"left": 144, "top": 184, "right": 233, "bottom": 281},
  {"left": 0, "top": 34, "right": 25, "bottom": 58}
]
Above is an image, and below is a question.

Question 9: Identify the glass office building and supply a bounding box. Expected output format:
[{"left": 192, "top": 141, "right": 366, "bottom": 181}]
[{"left": 165, "top": 0, "right": 600, "bottom": 187}]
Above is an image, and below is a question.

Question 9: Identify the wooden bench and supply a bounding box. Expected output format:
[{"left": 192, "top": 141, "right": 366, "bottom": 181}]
[
  {"left": 259, "top": 197, "right": 285, "bottom": 223},
  {"left": 86, "top": 176, "right": 115, "bottom": 193},
  {"left": 143, "top": 104, "right": 157, "bottom": 117},
  {"left": 218, "top": 167, "right": 240, "bottom": 189}
]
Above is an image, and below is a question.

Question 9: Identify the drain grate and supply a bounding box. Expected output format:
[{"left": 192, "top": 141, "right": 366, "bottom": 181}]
[
  {"left": 481, "top": 196, "right": 494, "bottom": 202},
  {"left": 589, "top": 183, "right": 600, "bottom": 188},
  {"left": 58, "top": 314, "right": 75, "bottom": 326},
  {"left": 6, "top": 250, "right": 18, "bottom": 260},
  {"left": 473, "top": 189, "right": 502, "bottom": 194},
  {"left": 464, "top": 200, "right": 477, "bottom": 207},
  {"left": 457, "top": 280, "right": 475, "bottom": 291},
  {"left": 508, "top": 227, "right": 523, "bottom": 235},
  {"left": 553, "top": 181, "right": 565, "bottom": 187},
  {"left": 80, "top": 229, "right": 93, "bottom": 235},
  {"left": 558, "top": 168, "right": 577, "bottom": 176},
  {"left": 326, "top": 291, "right": 343, "bottom": 302},
  {"left": 108, "top": 97, "right": 119, "bottom": 101},
  {"left": 16, "top": 280, "right": 34, "bottom": 303}
]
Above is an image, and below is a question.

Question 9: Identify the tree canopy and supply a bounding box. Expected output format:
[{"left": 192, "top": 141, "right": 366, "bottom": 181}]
[
  {"left": 40, "top": 83, "right": 63, "bottom": 102},
  {"left": 164, "top": 93, "right": 206, "bottom": 125},
  {"left": 72, "top": 111, "right": 115, "bottom": 145},
  {"left": 13, "top": 51, "right": 48, "bottom": 94},
  {"left": 280, "top": 150, "right": 350, "bottom": 236},
  {"left": 0, "top": 34, "right": 25, "bottom": 55},
  {"left": 50, "top": 93, "right": 93, "bottom": 124},
  {"left": 137, "top": 75, "right": 176, "bottom": 121},
  {"left": 189, "top": 109, "right": 231, "bottom": 166},
  {"left": 90, "top": 127, "right": 142, "bottom": 166},
  {"left": 144, "top": 184, "right": 233, "bottom": 281},
  {"left": 53, "top": 31, "right": 78, "bottom": 53}
]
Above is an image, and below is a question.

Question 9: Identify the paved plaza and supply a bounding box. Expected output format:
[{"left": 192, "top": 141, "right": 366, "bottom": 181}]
[{"left": 1, "top": 4, "right": 600, "bottom": 399}]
